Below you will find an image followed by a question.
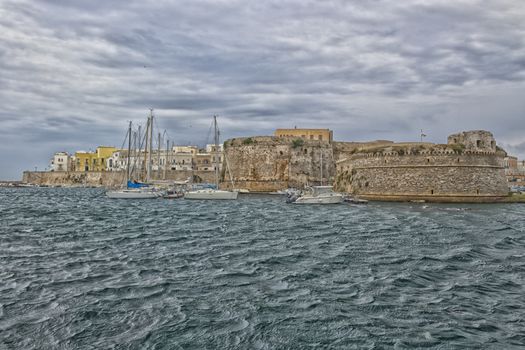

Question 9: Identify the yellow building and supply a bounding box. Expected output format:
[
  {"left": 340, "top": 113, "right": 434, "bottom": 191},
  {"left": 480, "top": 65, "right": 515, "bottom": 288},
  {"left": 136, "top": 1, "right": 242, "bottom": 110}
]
[
  {"left": 74, "top": 146, "right": 117, "bottom": 172},
  {"left": 275, "top": 128, "right": 333, "bottom": 143}
]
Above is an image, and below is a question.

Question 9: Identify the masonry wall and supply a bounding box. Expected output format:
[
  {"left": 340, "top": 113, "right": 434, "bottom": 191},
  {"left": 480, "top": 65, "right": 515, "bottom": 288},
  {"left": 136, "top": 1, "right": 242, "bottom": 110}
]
[
  {"left": 335, "top": 152, "right": 509, "bottom": 202},
  {"left": 22, "top": 170, "right": 215, "bottom": 187},
  {"left": 222, "top": 136, "right": 335, "bottom": 192}
]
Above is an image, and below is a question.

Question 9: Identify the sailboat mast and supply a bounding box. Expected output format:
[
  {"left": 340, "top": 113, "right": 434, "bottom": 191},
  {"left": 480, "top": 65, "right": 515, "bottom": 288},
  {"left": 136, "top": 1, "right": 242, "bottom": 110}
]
[
  {"left": 320, "top": 150, "right": 323, "bottom": 186},
  {"left": 126, "top": 121, "right": 132, "bottom": 184},
  {"left": 214, "top": 115, "right": 219, "bottom": 189},
  {"left": 157, "top": 132, "right": 161, "bottom": 179},
  {"left": 164, "top": 138, "right": 169, "bottom": 180},
  {"left": 143, "top": 117, "right": 149, "bottom": 182},
  {"left": 147, "top": 109, "right": 154, "bottom": 182}
]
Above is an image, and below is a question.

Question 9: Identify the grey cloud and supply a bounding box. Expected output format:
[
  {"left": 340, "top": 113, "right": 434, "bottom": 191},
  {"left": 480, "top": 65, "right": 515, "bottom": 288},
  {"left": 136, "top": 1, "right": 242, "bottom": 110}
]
[{"left": 0, "top": 0, "right": 524, "bottom": 179}]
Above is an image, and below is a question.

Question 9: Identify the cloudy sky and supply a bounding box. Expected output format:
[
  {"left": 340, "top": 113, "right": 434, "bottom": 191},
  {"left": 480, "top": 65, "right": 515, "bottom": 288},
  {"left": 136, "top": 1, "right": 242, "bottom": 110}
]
[{"left": 1, "top": 0, "right": 524, "bottom": 179}]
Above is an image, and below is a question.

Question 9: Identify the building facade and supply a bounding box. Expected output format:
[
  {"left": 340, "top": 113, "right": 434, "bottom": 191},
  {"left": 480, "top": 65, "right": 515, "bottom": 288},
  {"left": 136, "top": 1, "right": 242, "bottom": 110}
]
[
  {"left": 74, "top": 146, "right": 118, "bottom": 172},
  {"left": 275, "top": 128, "right": 333, "bottom": 143},
  {"left": 50, "top": 152, "right": 72, "bottom": 171}
]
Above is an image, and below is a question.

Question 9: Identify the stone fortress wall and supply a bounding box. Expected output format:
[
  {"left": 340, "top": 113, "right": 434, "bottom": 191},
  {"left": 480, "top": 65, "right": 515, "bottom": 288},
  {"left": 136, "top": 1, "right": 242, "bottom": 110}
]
[
  {"left": 223, "top": 130, "right": 509, "bottom": 202},
  {"left": 22, "top": 170, "right": 215, "bottom": 187},
  {"left": 221, "top": 136, "right": 335, "bottom": 192},
  {"left": 334, "top": 130, "right": 509, "bottom": 202}
]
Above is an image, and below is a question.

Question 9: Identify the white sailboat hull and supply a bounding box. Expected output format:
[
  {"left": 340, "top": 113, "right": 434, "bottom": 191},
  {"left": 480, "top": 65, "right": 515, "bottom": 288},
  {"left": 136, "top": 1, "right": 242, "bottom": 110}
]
[
  {"left": 106, "top": 189, "right": 161, "bottom": 199},
  {"left": 294, "top": 194, "right": 344, "bottom": 204},
  {"left": 184, "top": 189, "right": 238, "bottom": 200}
]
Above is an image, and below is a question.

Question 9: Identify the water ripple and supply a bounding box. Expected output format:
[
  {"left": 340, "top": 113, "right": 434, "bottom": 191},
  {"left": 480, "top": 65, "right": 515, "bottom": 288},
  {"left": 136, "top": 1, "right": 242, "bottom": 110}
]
[{"left": 1, "top": 188, "right": 524, "bottom": 348}]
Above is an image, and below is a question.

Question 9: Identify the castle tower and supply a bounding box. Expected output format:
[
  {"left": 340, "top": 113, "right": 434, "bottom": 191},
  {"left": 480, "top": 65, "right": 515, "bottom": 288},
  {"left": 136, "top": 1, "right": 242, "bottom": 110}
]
[{"left": 447, "top": 130, "right": 497, "bottom": 152}]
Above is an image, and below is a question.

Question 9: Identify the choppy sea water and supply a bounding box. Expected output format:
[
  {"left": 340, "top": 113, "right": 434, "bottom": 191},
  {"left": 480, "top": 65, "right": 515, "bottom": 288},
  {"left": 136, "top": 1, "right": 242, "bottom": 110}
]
[{"left": 0, "top": 188, "right": 524, "bottom": 349}]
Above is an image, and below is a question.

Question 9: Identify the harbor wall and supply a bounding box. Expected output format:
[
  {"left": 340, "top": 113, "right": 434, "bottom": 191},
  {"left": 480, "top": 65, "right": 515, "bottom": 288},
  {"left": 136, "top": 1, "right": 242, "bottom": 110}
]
[{"left": 22, "top": 170, "right": 215, "bottom": 187}]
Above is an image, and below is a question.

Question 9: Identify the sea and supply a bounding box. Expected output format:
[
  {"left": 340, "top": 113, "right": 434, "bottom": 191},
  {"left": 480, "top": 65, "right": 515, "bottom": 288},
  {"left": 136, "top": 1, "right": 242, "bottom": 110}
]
[{"left": 1, "top": 188, "right": 524, "bottom": 349}]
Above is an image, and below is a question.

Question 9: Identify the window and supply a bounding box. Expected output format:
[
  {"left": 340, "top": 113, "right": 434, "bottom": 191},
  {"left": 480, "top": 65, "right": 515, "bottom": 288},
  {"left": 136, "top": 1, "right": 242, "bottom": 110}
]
[{"left": 476, "top": 140, "right": 481, "bottom": 147}]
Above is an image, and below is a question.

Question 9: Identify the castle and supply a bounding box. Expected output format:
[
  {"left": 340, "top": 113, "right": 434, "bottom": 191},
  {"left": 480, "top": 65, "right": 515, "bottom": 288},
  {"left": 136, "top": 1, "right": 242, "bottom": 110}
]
[{"left": 223, "top": 130, "right": 509, "bottom": 202}]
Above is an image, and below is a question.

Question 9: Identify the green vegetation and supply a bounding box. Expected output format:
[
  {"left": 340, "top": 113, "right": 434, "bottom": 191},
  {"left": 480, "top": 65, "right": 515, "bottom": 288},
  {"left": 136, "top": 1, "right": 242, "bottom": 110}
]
[
  {"left": 242, "top": 137, "right": 254, "bottom": 145},
  {"left": 409, "top": 145, "right": 426, "bottom": 154},
  {"left": 292, "top": 138, "right": 304, "bottom": 148},
  {"left": 223, "top": 141, "right": 228, "bottom": 149},
  {"left": 448, "top": 143, "right": 465, "bottom": 154}
]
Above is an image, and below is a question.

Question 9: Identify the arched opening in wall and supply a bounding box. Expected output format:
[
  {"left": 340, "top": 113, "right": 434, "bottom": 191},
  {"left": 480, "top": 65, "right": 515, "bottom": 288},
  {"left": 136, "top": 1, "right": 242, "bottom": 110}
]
[
  {"left": 304, "top": 149, "right": 307, "bottom": 155},
  {"left": 457, "top": 158, "right": 460, "bottom": 163},
  {"left": 476, "top": 140, "right": 481, "bottom": 147},
  {"left": 476, "top": 189, "right": 480, "bottom": 194},
  {"left": 279, "top": 151, "right": 283, "bottom": 156},
  {"left": 430, "top": 189, "right": 434, "bottom": 195},
  {"left": 427, "top": 158, "right": 430, "bottom": 163},
  {"left": 384, "top": 159, "right": 387, "bottom": 163},
  {"left": 453, "top": 138, "right": 457, "bottom": 143}
]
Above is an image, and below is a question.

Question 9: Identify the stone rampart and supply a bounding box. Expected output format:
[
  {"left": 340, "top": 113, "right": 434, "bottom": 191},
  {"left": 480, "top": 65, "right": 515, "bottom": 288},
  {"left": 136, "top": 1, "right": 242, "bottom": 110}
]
[
  {"left": 335, "top": 150, "right": 509, "bottom": 202},
  {"left": 223, "top": 136, "right": 335, "bottom": 192},
  {"left": 22, "top": 170, "right": 215, "bottom": 187}
]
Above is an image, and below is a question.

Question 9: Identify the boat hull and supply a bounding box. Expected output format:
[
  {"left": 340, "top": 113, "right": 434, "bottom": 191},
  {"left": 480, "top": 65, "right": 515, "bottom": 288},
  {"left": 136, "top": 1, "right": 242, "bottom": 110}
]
[
  {"left": 184, "top": 189, "right": 238, "bottom": 200},
  {"left": 294, "top": 194, "right": 344, "bottom": 204},
  {"left": 106, "top": 190, "right": 161, "bottom": 199}
]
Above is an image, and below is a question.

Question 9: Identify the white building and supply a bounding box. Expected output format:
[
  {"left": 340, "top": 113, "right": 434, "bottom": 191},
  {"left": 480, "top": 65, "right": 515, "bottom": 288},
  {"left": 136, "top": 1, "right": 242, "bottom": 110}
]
[
  {"left": 205, "top": 144, "right": 223, "bottom": 153},
  {"left": 104, "top": 145, "right": 224, "bottom": 174},
  {"left": 50, "top": 152, "right": 72, "bottom": 171}
]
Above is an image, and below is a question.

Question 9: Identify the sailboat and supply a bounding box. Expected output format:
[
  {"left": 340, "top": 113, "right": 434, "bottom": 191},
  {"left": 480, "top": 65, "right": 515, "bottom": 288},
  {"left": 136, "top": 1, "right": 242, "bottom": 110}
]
[
  {"left": 106, "top": 111, "right": 163, "bottom": 199},
  {"left": 184, "top": 116, "right": 238, "bottom": 200},
  {"left": 292, "top": 149, "right": 343, "bottom": 204}
]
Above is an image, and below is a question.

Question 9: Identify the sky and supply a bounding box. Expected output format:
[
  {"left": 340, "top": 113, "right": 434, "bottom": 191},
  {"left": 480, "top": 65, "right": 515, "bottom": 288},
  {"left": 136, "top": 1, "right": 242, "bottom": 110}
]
[{"left": 0, "top": 0, "right": 524, "bottom": 179}]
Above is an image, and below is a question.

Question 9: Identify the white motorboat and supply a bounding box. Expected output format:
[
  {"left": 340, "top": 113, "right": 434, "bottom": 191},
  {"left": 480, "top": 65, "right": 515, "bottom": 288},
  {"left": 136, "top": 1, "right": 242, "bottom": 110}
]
[
  {"left": 293, "top": 186, "right": 344, "bottom": 204},
  {"left": 184, "top": 189, "right": 239, "bottom": 200},
  {"left": 184, "top": 115, "right": 238, "bottom": 200},
  {"left": 106, "top": 188, "right": 162, "bottom": 199}
]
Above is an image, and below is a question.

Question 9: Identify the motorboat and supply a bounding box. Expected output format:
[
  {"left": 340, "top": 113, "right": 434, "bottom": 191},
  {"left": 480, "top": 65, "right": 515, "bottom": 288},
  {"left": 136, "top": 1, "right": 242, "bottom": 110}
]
[{"left": 291, "top": 186, "right": 343, "bottom": 204}]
